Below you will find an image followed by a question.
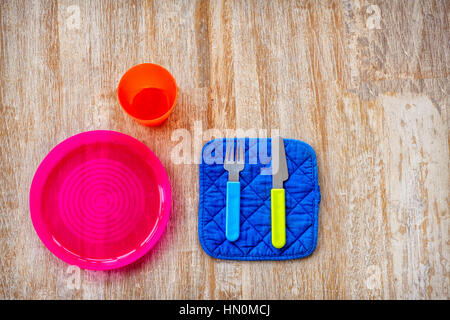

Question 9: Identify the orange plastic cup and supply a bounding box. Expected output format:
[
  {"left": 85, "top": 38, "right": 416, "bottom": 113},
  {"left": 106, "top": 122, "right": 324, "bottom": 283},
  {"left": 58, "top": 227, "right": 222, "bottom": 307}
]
[{"left": 117, "top": 63, "right": 177, "bottom": 126}]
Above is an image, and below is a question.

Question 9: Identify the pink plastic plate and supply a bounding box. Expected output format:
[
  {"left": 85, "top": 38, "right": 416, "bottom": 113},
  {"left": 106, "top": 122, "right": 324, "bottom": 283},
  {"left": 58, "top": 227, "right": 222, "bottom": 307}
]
[{"left": 30, "top": 130, "right": 171, "bottom": 270}]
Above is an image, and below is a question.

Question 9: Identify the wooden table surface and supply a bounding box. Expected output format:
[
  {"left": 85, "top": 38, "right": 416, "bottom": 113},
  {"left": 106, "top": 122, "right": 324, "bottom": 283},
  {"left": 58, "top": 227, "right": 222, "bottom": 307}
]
[{"left": 0, "top": 0, "right": 448, "bottom": 300}]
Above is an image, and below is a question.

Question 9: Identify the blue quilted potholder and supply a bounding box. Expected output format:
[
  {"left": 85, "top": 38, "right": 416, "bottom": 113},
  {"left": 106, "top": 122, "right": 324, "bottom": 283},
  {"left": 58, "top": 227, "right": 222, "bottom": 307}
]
[{"left": 198, "top": 138, "right": 321, "bottom": 261}]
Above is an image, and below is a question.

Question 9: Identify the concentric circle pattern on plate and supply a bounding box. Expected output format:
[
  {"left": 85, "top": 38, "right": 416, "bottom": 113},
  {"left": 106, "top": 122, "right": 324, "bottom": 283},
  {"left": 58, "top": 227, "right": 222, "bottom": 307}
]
[
  {"left": 30, "top": 130, "right": 171, "bottom": 270},
  {"left": 58, "top": 158, "right": 145, "bottom": 243}
]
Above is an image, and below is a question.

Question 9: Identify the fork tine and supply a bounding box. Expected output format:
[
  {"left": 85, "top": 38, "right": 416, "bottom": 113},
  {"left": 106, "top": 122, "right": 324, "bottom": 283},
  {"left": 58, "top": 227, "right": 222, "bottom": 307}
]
[
  {"left": 225, "top": 139, "right": 234, "bottom": 163},
  {"left": 236, "top": 139, "right": 245, "bottom": 163}
]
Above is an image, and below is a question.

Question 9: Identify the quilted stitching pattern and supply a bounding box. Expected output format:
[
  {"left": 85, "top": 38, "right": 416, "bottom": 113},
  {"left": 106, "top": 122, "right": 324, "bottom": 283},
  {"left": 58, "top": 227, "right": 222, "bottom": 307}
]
[{"left": 198, "top": 138, "right": 320, "bottom": 260}]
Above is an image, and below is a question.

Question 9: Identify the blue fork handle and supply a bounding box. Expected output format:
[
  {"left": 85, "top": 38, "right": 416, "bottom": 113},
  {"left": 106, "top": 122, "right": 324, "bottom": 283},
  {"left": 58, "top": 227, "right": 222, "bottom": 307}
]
[{"left": 226, "top": 181, "right": 240, "bottom": 241}]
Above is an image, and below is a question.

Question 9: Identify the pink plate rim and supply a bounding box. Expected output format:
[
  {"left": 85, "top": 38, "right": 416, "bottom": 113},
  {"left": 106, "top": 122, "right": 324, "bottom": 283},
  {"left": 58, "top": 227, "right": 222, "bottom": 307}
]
[{"left": 29, "top": 130, "right": 172, "bottom": 270}]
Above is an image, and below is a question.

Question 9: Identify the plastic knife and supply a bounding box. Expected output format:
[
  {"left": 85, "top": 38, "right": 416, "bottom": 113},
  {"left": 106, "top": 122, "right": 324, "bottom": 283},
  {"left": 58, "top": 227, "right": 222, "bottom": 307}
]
[{"left": 271, "top": 136, "right": 289, "bottom": 248}]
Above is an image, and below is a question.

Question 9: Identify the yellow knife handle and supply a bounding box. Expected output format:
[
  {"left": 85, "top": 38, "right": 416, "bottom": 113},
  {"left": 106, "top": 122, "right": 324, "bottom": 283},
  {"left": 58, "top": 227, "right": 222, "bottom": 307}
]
[{"left": 271, "top": 188, "right": 286, "bottom": 248}]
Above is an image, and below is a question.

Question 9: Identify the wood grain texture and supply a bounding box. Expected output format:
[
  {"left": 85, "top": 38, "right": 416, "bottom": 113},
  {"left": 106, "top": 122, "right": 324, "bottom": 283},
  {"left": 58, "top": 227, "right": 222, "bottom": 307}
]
[{"left": 0, "top": 0, "right": 448, "bottom": 299}]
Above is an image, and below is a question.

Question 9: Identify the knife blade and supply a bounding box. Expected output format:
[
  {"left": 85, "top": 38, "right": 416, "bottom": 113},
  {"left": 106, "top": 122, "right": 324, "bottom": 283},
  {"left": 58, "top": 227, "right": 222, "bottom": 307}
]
[
  {"left": 271, "top": 136, "right": 288, "bottom": 248},
  {"left": 272, "top": 136, "right": 289, "bottom": 188}
]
